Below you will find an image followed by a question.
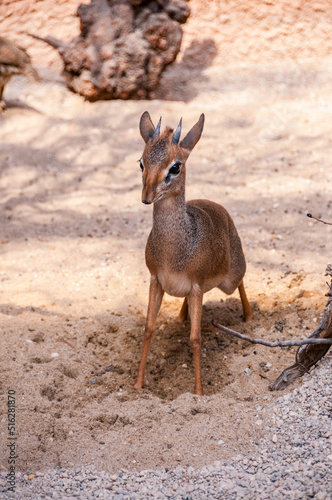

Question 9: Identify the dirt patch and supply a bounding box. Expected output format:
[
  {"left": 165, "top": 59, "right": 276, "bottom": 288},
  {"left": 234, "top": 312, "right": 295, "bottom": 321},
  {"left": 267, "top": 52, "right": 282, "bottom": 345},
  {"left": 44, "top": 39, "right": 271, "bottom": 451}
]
[{"left": 0, "top": 0, "right": 332, "bottom": 475}]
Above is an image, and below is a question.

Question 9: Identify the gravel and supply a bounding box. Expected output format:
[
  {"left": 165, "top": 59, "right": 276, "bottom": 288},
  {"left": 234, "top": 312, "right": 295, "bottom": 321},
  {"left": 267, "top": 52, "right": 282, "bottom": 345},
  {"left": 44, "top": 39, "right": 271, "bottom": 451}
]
[{"left": 1, "top": 357, "right": 331, "bottom": 499}]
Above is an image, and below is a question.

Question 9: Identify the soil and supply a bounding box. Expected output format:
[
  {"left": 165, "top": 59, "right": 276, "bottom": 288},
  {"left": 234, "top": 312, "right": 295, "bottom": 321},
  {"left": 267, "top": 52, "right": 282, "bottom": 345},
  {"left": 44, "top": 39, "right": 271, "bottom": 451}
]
[{"left": 1, "top": 0, "right": 332, "bottom": 475}]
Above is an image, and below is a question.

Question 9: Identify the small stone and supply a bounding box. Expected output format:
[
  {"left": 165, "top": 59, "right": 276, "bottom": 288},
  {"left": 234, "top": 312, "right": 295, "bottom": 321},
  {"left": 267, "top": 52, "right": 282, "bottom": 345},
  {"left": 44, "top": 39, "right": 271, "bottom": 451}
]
[
  {"left": 315, "top": 492, "right": 327, "bottom": 500},
  {"left": 272, "top": 434, "right": 278, "bottom": 443},
  {"left": 108, "top": 324, "right": 119, "bottom": 333}
]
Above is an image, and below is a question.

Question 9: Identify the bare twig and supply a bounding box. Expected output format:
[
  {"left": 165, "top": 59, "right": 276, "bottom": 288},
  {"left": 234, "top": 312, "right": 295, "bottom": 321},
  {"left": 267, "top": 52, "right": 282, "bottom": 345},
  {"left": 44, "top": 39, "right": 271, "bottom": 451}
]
[
  {"left": 270, "top": 266, "right": 332, "bottom": 390},
  {"left": 307, "top": 213, "right": 332, "bottom": 225},
  {"left": 57, "top": 337, "right": 75, "bottom": 349},
  {"left": 29, "top": 33, "right": 66, "bottom": 50},
  {"left": 211, "top": 320, "right": 332, "bottom": 347}
]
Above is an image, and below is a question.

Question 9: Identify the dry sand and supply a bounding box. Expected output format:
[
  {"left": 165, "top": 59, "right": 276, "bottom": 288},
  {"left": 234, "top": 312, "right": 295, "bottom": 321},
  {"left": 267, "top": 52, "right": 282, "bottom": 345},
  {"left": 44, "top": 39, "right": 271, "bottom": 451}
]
[{"left": 0, "top": 0, "right": 332, "bottom": 475}]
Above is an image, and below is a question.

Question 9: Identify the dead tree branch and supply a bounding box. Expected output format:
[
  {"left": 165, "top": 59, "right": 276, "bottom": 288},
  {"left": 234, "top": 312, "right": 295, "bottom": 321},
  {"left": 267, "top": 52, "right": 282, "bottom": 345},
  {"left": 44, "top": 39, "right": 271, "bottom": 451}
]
[
  {"left": 269, "top": 265, "right": 332, "bottom": 390},
  {"left": 212, "top": 264, "right": 332, "bottom": 391},
  {"left": 307, "top": 213, "right": 332, "bottom": 225},
  {"left": 211, "top": 321, "right": 332, "bottom": 347}
]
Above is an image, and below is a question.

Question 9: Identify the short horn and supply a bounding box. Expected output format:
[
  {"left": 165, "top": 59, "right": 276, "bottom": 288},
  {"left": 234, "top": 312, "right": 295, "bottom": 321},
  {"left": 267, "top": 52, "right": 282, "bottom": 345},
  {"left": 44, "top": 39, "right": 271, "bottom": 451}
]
[
  {"left": 152, "top": 117, "right": 162, "bottom": 140},
  {"left": 172, "top": 118, "right": 182, "bottom": 144}
]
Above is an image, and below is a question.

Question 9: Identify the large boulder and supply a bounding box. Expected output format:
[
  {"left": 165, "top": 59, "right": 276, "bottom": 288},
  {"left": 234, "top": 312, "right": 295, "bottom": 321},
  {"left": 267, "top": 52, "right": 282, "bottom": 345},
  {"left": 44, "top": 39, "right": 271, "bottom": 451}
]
[{"left": 37, "top": 0, "right": 190, "bottom": 101}]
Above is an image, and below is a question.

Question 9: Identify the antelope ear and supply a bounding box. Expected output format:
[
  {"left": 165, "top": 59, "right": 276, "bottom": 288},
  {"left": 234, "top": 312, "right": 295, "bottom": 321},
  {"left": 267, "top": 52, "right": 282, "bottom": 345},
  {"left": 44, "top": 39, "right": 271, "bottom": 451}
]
[
  {"left": 139, "top": 111, "right": 155, "bottom": 143},
  {"left": 139, "top": 111, "right": 161, "bottom": 143},
  {"left": 180, "top": 113, "right": 205, "bottom": 153}
]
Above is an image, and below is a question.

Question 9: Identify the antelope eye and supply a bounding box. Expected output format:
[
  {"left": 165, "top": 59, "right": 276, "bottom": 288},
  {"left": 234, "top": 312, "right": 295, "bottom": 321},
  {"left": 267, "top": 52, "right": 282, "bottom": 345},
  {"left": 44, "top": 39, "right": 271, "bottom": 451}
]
[
  {"left": 139, "top": 160, "right": 144, "bottom": 172},
  {"left": 169, "top": 162, "right": 181, "bottom": 175}
]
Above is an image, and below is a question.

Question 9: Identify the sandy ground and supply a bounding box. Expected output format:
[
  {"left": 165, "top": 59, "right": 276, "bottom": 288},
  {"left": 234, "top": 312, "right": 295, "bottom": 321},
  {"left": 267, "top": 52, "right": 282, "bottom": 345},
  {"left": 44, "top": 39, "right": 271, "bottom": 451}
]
[{"left": 1, "top": 0, "right": 332, "bottom": 476}]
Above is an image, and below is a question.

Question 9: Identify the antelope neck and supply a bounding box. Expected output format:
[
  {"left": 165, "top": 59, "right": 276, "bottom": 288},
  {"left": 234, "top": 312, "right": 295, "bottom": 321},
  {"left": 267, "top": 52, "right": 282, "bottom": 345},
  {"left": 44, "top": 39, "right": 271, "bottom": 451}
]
[
  {"left": 151, "top": 192, "right": 194, "bottom": 270},
  {"left": 152, "top": 192, "right": 193, "bottom": 241},
  {"left": 153, "top": 193, "right": 187, "bottom": 225}
]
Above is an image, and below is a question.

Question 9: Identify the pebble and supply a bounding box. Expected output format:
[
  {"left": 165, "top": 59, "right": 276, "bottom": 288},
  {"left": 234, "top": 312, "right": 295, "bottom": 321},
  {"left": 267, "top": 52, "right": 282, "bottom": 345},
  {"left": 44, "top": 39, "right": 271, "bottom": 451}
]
[{"left": 0, "top": 358, "right": 330, "bottom": 499}]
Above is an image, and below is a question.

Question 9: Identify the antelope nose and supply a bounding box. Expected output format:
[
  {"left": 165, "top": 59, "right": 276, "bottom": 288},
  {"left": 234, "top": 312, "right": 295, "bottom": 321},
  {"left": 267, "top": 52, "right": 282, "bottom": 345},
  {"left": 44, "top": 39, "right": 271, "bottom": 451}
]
[{"left": 142, "top": 198, "right": 151, "bottom": 205}]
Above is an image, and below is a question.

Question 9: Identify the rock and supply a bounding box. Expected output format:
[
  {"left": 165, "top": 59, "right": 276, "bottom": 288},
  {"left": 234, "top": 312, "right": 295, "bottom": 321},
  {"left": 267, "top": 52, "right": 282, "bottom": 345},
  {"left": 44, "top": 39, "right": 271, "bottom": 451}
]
[
  {"left": 315, "top": 492, "right": 328, "bottom": 500},
  {"left": 33, "top": 0, "right": 190, "bottom": 101}
]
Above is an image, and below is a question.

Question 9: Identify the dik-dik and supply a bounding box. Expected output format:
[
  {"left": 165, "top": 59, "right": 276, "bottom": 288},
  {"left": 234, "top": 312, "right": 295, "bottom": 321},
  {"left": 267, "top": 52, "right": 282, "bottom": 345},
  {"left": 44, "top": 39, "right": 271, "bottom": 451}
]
[
  {"left": 134, "top": 112, "right": 253, "bottom": 395},
  {"left": 0, "top": 37, "right": 39, "bottom": 108}
]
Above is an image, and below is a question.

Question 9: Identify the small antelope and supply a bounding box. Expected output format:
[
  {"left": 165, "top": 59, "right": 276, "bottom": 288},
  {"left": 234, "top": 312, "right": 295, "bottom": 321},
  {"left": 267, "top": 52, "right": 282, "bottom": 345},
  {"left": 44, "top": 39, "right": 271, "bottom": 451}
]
[
  {"left": 0, "top": 37, "right": 40, "bottom": 109},
  {"left": 134, "top": 112, "right": 253, "bottom": 395}
]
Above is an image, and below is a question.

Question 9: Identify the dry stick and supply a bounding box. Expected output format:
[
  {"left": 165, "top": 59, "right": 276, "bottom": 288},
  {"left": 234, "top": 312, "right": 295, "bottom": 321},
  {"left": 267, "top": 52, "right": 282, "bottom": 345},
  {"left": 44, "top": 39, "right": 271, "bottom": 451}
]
[
  {"left": 211, "top": 321, "right": 332, "bottom": 347},
  {"left": 269, "top": 273, "right": 332, "bottom": 390},
  {"left": 307, "top": 213, "right": 332, "bottom": 225}
]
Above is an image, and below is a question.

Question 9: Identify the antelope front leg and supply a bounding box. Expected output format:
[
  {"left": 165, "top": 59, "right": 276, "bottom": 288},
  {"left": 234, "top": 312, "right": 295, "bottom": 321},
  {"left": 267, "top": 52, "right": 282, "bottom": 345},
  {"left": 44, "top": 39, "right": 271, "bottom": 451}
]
[
  {"left": 134, "top": 276, "right": 164, "bottom": 389},
  {"left": 188, "top": 286, "right": 204, "bottom": 396}
]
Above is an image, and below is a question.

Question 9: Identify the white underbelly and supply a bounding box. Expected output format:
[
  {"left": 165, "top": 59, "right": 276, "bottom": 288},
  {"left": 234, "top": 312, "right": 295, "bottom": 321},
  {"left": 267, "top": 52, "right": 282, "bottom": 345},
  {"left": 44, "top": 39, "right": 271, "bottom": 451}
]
[
  {"left": 157, "top": 271, "right": 237, "bottom": 297},
  {"left": 157, "top": 271, "right": 192, "bottom": 297}
]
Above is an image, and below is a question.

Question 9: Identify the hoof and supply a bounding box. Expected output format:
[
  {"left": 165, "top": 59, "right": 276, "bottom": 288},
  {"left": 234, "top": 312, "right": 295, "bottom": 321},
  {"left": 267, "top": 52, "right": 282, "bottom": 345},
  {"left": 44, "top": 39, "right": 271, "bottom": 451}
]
[{"left": 244, "top": 311, "right": 254, "bottom": 322}]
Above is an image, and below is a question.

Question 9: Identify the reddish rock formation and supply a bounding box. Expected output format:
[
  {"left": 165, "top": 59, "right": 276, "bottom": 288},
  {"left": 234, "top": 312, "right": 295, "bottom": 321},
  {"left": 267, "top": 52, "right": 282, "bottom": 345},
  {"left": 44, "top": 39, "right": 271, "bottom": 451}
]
[{"left": 33, "top": 0, "right": 190, "bottom": 100}]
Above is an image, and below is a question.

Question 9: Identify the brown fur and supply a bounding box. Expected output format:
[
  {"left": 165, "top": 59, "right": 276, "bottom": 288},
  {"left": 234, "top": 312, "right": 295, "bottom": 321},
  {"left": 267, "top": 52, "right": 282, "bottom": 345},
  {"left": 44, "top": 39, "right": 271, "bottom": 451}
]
[
  {"left": 135, "top": 112, "right": 253, "bottom": 395},
  {"left": 0, "top": 37, "right": 40, "bottom": 103}
]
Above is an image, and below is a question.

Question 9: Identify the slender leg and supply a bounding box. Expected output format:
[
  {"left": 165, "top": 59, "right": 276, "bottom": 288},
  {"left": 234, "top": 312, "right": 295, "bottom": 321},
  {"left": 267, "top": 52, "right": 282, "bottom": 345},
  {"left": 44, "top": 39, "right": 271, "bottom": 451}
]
[
  {"left": 134, "top": 276, "right": 164, "bottom": 389},
  {"left": 238, "top": 281, "right": 254, "bottom": 322},
  {"left": 178, "top": 297, "right": 189, "bottom": 323},
  {"left": 0, "top": 85, "right": 5, "bottom": 111},
  {"left": 188, "top": 285, "right": 204, "bottom": 395}
]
